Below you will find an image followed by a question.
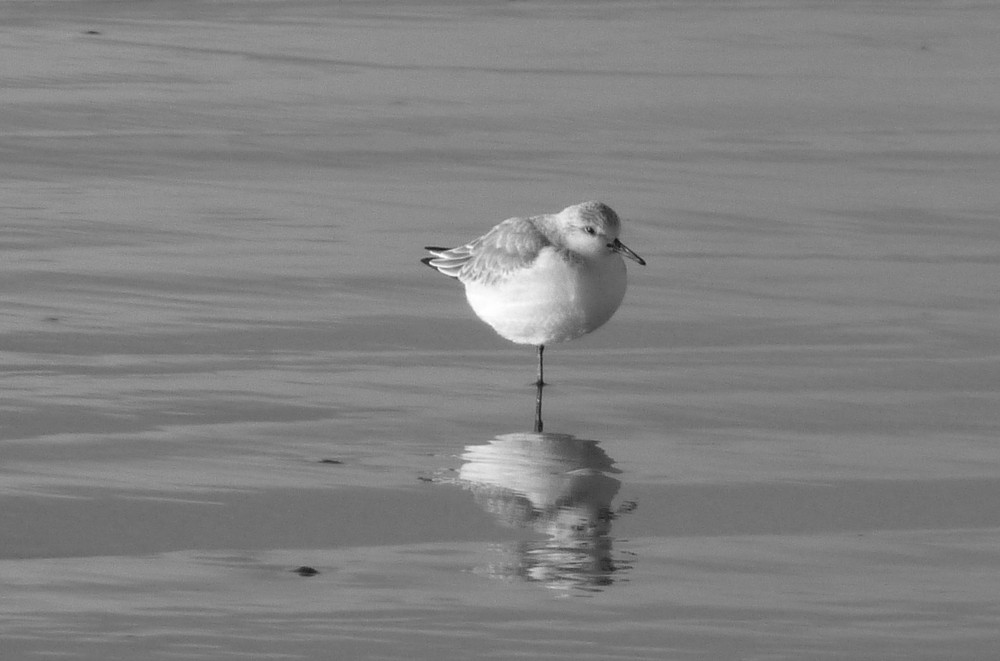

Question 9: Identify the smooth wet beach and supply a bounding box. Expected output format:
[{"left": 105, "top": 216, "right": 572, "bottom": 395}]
[{"left": 3, "top": 1, "right": 1000, "bottom": 659}]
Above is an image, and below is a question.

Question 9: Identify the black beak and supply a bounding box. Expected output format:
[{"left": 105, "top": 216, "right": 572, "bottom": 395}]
[{"left": 610, "top": 238, "right": 646, "bottom": 265}]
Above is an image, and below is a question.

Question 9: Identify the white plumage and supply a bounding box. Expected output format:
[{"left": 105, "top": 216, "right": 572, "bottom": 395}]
[{"left": 423, "top": 201, "right": 645, "bottom": 381}]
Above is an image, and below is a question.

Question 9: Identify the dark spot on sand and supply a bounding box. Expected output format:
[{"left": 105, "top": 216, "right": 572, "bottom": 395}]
[
  {"left": 616, "top": 500, "right": 638, "bottom": 514},
  {"left": 318, "top": 459, "right": 343, "bottom": 464},
  {"left": 83, "top": 30, "right": 101, "bottom": 35},
  {"left": 292, "top": 566, "right": 319, "bottom": 577}
]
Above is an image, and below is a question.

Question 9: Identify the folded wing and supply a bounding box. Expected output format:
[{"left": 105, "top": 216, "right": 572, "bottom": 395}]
[{"left": 423, "top": 216, "right": 550, "bottom": 286}]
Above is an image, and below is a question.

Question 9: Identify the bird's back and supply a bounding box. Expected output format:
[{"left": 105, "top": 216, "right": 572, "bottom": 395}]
[{"left": 423, "top": 215, "right": 552, "bottom": 286}]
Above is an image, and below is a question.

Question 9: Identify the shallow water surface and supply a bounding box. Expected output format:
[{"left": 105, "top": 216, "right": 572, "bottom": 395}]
[{"left": 3, "top": 1, "right": 1000, "bottom": 659}]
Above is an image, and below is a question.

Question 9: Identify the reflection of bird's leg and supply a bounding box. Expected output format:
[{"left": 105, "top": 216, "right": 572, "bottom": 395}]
[{"left": 534, "top": 379, "right": 544, "bottom": 432}]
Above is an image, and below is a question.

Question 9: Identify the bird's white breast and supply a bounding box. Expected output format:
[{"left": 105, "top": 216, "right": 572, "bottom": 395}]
[{"left": 464, "top": 247, "right": 627, "bottom": 345}]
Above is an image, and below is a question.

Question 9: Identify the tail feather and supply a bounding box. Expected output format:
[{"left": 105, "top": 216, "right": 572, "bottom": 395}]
[{"left": 421, "top": 246, "right": 461, "bottom": 279}]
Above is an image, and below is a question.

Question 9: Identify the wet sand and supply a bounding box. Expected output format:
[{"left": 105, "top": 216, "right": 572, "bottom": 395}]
[{"left": 3, "top": 1, "right": 1000, "bottom": 659}]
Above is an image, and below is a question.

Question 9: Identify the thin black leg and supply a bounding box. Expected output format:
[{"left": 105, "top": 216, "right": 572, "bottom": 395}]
[
  {"left": 533, "top": 345, "right": 545, "bottom": 432},
  {"left": 534, "top": 379, "right": 544, "bottom": 432}
]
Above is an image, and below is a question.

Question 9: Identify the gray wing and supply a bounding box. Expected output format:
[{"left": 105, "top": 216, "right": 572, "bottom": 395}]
[{"left": 423, "top": 216, "right": 551, "bottom": 286}]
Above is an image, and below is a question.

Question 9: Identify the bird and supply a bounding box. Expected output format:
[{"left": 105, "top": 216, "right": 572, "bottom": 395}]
[{"left": 421, "top": 201, "right": 645, "bottom": 387}]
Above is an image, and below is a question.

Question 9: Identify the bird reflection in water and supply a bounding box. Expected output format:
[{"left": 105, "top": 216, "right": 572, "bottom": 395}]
[{"left": 458, "top": 432, "right": 635, "bottom": 592}]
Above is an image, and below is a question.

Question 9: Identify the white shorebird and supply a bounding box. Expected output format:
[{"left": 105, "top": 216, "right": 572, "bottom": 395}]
[{"left": 422, "top": 201, "right": 645, "bottom": 387}]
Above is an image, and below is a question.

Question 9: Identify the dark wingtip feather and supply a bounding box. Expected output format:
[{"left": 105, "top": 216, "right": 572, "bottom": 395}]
[{"left": 421, "top": 253, "right": 461, "bottom": 279}]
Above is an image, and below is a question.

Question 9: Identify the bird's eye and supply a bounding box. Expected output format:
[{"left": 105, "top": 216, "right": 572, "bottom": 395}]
[{"left": 584, "top": 226, "right": 597, "bottom": 235}]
